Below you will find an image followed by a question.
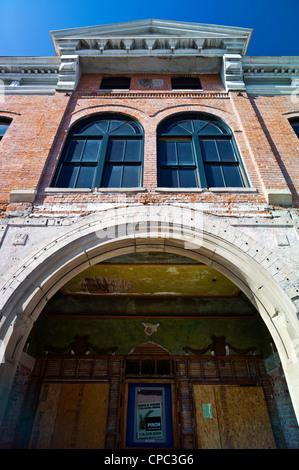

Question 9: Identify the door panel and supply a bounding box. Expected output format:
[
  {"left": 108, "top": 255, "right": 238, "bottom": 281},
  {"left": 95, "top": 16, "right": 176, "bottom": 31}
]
[
  {"left": 215, "top": 386, "right": 276, "bottom": 449},
  {"left": 29, "top": 382, "right": 110, "bottom": 449},
  {"left": 193, "top": 385, "right": 221, "bottom": 449},
  {"left": 29, "top": 382, "right": 61, "bottom": 449},
  {"left": 194, "top": 385, "right": 276, "bottom": 449}
]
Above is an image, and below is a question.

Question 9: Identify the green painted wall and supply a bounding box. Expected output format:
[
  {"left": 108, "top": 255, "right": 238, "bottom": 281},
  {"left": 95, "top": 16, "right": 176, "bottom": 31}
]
[
  {"left": 27, "top": 313, "right": 274, "bottom": 359},
  {"left": 26, "top": 252, "right": 275, "bottom": 359}
]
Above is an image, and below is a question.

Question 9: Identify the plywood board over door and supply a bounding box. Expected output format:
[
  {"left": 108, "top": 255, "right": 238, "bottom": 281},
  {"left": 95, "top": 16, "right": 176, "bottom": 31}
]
[
  {"left": 29, "top": 382, "right": 110, "bottom": 449},
  {"left": 194, "top": 385, "right": 276, "bottom": 449}
]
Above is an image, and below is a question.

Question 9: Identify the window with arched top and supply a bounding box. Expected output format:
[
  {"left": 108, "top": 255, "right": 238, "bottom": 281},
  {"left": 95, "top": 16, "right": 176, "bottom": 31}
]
[
  {"left": 290, "top": 119, "right": 299, "bottom": 138},
  {"left": 0, "top": 119, "right": 11, "bottom": 142},
  {"left": 157, "top": 113, "right": 248, "bottom": 189},
  {"left": 52, "top": 114, "right": 144, "bottom": 189}
]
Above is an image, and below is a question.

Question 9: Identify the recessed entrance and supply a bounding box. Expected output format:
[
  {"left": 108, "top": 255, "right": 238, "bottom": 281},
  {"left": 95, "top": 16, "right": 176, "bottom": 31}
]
[
  {"left": 26, "top": 346, "right": 278, "bottom": 449},
  {"left": 2, "top": 248, "right": 293, "bottom": 449}
]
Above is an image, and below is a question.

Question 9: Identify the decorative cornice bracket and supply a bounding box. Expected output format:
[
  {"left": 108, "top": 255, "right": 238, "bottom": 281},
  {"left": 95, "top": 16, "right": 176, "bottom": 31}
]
[
  {"left": 221, "top": 54, "right": 246, "bottom": 91},
  {"left": 56, "top": 55, "right": 81, "bottom": 91}
]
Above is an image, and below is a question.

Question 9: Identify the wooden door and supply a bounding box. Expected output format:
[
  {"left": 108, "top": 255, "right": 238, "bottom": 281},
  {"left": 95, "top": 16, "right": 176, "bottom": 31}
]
[
  {"left": 29, "top": 382, "right": 110, "bottom": 449},
  {"left": 194, "top": 385, "right": 276, "bottom": 449}
]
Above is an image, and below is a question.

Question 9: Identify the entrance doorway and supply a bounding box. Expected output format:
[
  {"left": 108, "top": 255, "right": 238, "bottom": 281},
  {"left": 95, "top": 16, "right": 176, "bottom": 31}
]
[
  {"left": 15, "top": 252, "right": 284, "bottom": 449},
  {"left": 26, "top": 347, "right": 279, "bottom": 449}
]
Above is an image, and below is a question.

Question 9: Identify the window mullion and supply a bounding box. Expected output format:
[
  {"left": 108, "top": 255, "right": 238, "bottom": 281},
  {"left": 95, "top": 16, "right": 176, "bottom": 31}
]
[
  {"left": 94, "top": 136, "right": 108, "bottom": 188},
  {"left": 194, "top": 137, "right": 207, "bottom": 188}
]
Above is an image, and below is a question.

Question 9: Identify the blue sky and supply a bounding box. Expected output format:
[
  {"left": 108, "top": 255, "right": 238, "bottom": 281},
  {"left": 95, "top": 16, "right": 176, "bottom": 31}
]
[{"left": 0, "top": 0, "right": 298, "bottom": 57}]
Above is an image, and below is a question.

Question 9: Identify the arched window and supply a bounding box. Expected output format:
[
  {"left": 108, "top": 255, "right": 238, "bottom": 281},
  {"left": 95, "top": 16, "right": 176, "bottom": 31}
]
[
  {"left": 157, "top": 113, "right": 248, "bottom": 189},
  {"left": 52, "top": 114, "right": 144, "bottom": 189},
  {"left": 0, "top": 119, "right": 11, "bottom": 142},
  {"left": 290, "top": 119, "right": 299, "bottom": 138}
]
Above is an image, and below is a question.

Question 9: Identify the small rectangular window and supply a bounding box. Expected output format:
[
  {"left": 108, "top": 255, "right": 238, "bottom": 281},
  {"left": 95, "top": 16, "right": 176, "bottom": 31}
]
[
  {"left": 100, "top": 77, "right": 131, "bottom": 90},
  {"left": 171, "top": 77, "right": 202, "bottom": 90}
]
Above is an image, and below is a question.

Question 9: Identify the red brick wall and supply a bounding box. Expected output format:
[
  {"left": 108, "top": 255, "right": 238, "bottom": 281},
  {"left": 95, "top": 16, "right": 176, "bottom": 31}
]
[
  {"left": 247, "top": 95, "right": 299, "bottom": 205},
  {"left": 0, "top": 92, "right": 71, "bottom": 215},
  {"left": 1, "top": 73, "right": 299, "bottom": 218},
  {"left": 36, "top": 73, "right": 269, "bottom": 213}
]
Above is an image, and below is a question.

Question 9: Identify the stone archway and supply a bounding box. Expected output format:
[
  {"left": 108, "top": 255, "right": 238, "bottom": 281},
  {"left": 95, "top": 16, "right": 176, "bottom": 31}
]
[{"left": 0, "top": 205, "right": 298, "bottom": 424}]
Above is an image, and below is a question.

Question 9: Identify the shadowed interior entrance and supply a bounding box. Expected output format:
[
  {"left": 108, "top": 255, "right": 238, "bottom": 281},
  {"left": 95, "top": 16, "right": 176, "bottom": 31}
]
[{"left": 13, "top": 251, "right": 285, "bottom": 449}]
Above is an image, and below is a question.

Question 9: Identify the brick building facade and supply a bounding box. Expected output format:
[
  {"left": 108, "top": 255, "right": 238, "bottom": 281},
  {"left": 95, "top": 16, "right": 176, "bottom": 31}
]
[{"left": 0, "top": 19, "right": 298, "bottom": 449}]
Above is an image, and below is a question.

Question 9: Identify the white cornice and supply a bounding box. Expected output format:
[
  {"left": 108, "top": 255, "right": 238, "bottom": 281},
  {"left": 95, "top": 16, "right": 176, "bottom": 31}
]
[
  {"left": 50, "top": 19, "right": 253, "bottom": 57},
  {"left": 243, "top": 56, "right": 299, "bottom": 95},
  {"left": 0, "top": 57, "right": 60, "bottom": 94},
  {"left": 1, "top": 24, "right": 298, "bottom": 96}
]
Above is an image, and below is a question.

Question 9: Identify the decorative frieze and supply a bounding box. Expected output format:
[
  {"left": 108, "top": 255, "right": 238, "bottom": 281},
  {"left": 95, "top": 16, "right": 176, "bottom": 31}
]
[{"left": 54, "top": 36, "right": 249, "bottom": 57}]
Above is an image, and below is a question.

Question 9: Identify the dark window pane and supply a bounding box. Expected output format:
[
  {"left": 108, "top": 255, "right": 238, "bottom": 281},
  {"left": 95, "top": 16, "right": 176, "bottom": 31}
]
[
  {"left": 217, "top": 140, "right": 236, "bottom": 162},
  {"left": 160, "top": 141, "right": 177, "bottom": 165},
  {"left": 141, "top": 360, "right": 155, "bottom": 375},
  {"left": 56, "top": 165, "right": 79, "bottom": 187},
  {"left": 177, "top": 120, "right": 194, "bottom": 133},
  {"left": 100, "top": 77, "right": 131, "bottom": 89},
  {"left": 156, "top": 360, "right": 171, "bottom": 375},
  {"left": 110, "top": 121, "right": 140, "bottom": 135},
  {"left": 171, "top": 77, "right": 202, "bottom": 90},
  {"left": 198, "top": 122, "right": 224, "bottom": 135},
  {"left": 76, "top": 166, "right": 96, "bottom": 188},
  {"left": 193, "top": 120, "right": 212, "bottom": 134},
  {"left": 223, "top": 165, "right": 244, "bottom": 187},
  {"left": 108, "top": 120, "right": 124, "bottom": 134},
  {"left": 76, "top": 121, "right": 109, "bottom": 136},
  {"left": 107, "top": 139, "right": 125, "bottom": 161},
  {"left": 0, "top": 123, "right": 9, "bottom": 137},
  {"left": 101, "top": 165, "right": 122, "bottom": 187},
  {"left": 81, "top": 140, "right": 102, "bottom": 162},
  {"left": 159, "top": 168, "right": 179, "bottom": 187},
  {"left": 126, "top": 360, "right": 139, "bottom": 375},
  {"left": 177, "top": 141, "right": 194, "bottom": 164},
  {"left": 201, "top": 140, "right": 219, "bottom": 161},
  {"left": 65, "top": 140, "right": 85, "bottom": 162},
  {"left": 205, "top": 164, "right": 224, "bottom": 187},
  {"left": 129, "top": 122, "right": 142, "bottom": 135},
  {"left": 179, "top": 168, "right": 198, "bottom": 187},
  {"left": 161, "top": 121, "right": 191, "bottom": 135},
  {"left": 214, "top": 122, "right": 229, "bottom": 134},
  {"left": 122, "top": 165, "right": 140, "bottom": 187},
  {"left": 291, "top": 122, "right": 299, "bottom": 138},
  {"left": 124, "top": 140, "right": 141, "bottom": 161}
]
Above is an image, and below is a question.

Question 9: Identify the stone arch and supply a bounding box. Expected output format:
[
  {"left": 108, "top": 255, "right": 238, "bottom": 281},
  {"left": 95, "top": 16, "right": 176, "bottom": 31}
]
[
  {"left": 68, "top": 105, "right": 149, "bottom": 131},
  {"left": 151, "top": 105, "right": 240, "bottom": 132},
  {"left": 0, "top": 206, "right": 298, "bottom": 423}
]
